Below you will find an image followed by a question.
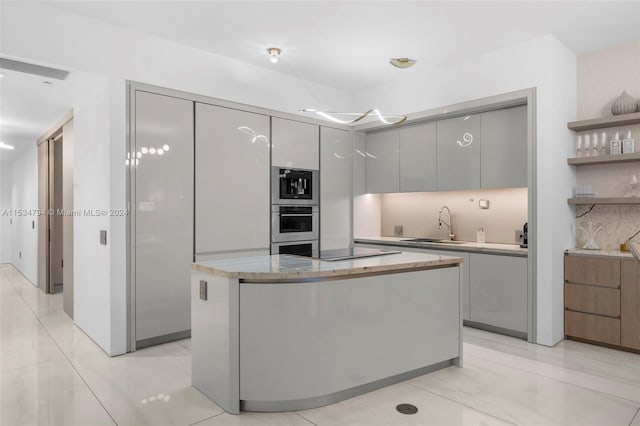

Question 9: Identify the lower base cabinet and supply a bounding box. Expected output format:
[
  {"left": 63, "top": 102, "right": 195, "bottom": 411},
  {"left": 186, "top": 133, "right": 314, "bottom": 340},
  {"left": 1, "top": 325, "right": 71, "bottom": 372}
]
[
  {"left": 564, "top": 254, "right": 640, "bottom": 351},
  {"left": 469, "top": 253, "right": 528, "bottom": 334}
]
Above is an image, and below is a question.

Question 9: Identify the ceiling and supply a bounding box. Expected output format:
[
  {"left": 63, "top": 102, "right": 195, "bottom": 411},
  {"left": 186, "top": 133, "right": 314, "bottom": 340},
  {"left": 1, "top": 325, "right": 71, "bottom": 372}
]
[
  {"left": 1, "top": 1, "right": 639, "bottom": 159},
  {"left": 45, "top": 0, "right": 640, "bottom": 92}
]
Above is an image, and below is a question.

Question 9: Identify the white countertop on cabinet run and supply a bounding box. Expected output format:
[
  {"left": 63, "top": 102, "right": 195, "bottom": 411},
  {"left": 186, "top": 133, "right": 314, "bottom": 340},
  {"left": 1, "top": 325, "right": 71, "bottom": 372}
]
[
  {"left": 565, "top": 248, "right": 633, "bottom": 259},
  {"left": 355, "top": 236, "right": 528, "bottom": 257},
  {"left": 192, "top": 252, "right": 462, "bottom": 280}
]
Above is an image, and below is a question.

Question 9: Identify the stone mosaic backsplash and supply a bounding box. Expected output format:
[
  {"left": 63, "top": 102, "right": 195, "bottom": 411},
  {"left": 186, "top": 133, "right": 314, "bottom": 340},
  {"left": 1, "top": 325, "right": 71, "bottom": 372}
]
[{"left": 575, "top": 204, "right": 640, "bottom": 250}]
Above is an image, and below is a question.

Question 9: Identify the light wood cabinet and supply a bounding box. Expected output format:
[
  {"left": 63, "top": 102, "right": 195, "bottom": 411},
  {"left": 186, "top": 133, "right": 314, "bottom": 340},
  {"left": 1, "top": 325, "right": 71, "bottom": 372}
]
[
  {"left": 564, "top": 253, "right": 640, "bottom": 352},
  {"left": 621, "top": 260, "right": 640, "bottom": 350}
]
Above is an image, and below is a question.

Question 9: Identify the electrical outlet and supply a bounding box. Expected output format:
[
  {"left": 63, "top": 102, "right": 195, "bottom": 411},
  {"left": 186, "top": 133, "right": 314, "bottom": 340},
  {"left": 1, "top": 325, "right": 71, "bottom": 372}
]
[
  {"left": 515, "top": 230, "right": 524, "bottom": 243},
  {"left": 199, "top": 280, "right": 208, "bottom": 301},
  {"left": 394, "top": 225, "right": 404, "bottom": 236}
]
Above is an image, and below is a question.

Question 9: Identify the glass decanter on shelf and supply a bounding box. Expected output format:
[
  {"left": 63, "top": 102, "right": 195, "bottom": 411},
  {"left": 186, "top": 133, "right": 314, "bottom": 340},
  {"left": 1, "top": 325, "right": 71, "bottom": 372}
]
[{"left": 629, "top": 173, "right": 639, "bottom": 197}]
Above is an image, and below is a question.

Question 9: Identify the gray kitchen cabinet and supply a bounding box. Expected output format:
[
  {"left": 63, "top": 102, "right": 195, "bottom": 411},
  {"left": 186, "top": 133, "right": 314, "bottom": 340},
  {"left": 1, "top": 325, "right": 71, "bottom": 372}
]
[
  {"left": 195, "top": 103, "right": 270, "bottom": 256},
  {"left": 272, "top": 117, "right": 319, "bottom": 170},
  {"left": 469, "top": 253, "right": 527, "bottom": 334},
  {"left": 480, "top": 105, "right": 527, "bottom": 189},
  {"left": 134, "top": 91, "right": 193, "bottom": 346},
  {"left": 399, "top": 122, "right": 437, "bottom": 192},
  {"left": 436, "top": 114, "right": 481, "bottom": 191},
  {"left": 320, "top": 127, "right": 351, "bottom": 250},
  {"left": 354, "top": 243, "right": 470, "bottom": 320},
  {"left": 365, "top": 130, "right": 399, "bottom": 193}
]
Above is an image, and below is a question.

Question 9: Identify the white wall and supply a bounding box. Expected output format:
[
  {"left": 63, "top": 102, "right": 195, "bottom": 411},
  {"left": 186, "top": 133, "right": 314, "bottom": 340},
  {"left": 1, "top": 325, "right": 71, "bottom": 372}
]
[
  {"left": 353, "top": 34, "right": 577, "bottom": 346},
  {"left": 1, "top": 2, "right": 353, "bottom": 355},
  {"left": 7, "top": 147, "right": 39, "bottom": 284},
  {"left": 0, "top": 162, "right": 13, "bottom": 264}
]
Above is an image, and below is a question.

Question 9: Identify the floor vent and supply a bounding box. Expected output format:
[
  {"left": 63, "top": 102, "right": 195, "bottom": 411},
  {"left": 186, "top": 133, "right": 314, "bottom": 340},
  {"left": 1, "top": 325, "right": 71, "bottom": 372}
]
[
  {"left": 0, "top": 57, "right": 69, "bottom": 80},
  {"left": 396, "top": 403, "right": 418, "bottom": 415}
]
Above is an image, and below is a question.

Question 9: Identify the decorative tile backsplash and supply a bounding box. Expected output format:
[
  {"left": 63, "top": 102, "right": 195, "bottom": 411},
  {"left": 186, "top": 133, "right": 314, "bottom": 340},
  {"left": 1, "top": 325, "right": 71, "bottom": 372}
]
[{"left": 575, "top": 204, "right": 640, "bottom": 250}]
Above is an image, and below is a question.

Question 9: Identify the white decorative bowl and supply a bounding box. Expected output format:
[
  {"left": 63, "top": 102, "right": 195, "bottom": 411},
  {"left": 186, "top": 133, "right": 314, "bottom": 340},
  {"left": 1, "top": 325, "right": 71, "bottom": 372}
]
[{"left": 611, "top": 91, "right": 638, "bottom": 115}]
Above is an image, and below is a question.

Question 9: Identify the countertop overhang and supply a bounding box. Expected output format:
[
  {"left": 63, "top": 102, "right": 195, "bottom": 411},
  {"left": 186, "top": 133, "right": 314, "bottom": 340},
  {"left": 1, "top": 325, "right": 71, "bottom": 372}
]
[{"left": 192, "top": 252, "right": 462, "bottom": 281}]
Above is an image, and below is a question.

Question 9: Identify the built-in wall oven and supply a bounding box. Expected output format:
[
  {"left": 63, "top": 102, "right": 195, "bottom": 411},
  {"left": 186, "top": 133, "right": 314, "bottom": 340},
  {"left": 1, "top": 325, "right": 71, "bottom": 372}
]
[
  {"left": 271, "top": 167, "right": 318, "bottom": 205},
  {"left": 271, "top": 167, "right": 319, "bottom": 257}
]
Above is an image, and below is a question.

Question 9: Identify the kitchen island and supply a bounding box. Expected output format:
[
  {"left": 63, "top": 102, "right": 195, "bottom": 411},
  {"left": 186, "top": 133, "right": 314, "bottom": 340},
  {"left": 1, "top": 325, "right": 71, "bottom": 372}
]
[{"left": 191, "top": 252, "right": 463, "bottom": 414}]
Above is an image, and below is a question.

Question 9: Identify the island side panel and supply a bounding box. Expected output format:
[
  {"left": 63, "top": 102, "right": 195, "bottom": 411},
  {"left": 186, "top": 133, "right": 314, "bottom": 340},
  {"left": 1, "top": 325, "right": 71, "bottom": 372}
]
[
  {"left": 239, "top": 267, "right": 460, "bottom": 405},
  {"left": 191, "top": 272, "right": 240, "bottom": 414}
]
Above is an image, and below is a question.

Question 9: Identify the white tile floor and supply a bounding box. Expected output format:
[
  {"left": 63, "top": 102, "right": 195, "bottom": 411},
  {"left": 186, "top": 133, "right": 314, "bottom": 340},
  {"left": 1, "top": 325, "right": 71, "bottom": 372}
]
[{"left": 1, "top": 264, "right": 639, "bottom": 426}]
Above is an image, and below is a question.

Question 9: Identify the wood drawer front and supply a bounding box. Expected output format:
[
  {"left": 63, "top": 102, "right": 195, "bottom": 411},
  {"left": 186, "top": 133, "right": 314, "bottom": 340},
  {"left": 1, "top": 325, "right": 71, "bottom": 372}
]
[
  {"left": 621, "top": 260, "right": 640, "bottom": 350},
  {"left": 565, "top": 310, "right": 620, "bottom": 346},
  {"left": 564, "top": 256, "right": 620, "bottom": 287},
  {"left": 564, "top": 283, "right": 620, "bottom": 317}
]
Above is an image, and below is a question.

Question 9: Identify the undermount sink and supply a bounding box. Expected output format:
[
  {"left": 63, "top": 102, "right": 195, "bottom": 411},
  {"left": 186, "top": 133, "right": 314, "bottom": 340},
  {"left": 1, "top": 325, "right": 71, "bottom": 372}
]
[{"left": 402, "top": 238, "right": 466, "bottom": 245}]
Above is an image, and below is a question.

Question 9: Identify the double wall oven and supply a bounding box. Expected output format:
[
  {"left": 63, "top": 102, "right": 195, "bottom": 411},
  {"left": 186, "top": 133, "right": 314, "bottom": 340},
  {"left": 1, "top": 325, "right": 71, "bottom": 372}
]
[{"left": 271, "top": 167, "right": 319, "bottom": 257}]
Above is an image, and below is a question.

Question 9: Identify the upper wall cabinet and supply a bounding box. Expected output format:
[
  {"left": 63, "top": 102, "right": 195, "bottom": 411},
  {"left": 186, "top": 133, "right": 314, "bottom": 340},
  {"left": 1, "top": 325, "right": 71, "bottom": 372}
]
[
  {"left": 481, "top": 105, "right": 527, "bottom": 189},
  {"left": 272, "top": 117, "right": 319, "bottom": 169},
  {"left": 320, "top": 127, "right": 351, "bottom": 250},
  {"left": 365, "top": 130, "right": 399, "bottom": 193},
  {"left": 195, "top": 103, "right": 270, "bottom": 255},
  {"left": 436, "top": 114, "right": 481, "bottom": 191},
  {"left": 399, "top": 122, "right": 437, "bottom": 192}
]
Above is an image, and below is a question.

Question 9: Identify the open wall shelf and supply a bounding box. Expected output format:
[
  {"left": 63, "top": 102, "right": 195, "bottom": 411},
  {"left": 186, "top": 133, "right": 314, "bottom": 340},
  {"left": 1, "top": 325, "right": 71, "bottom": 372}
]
[
  {"left": 568, "top": 197, "right": 640, "bottom": 205},
  {"left": 567, "top": 112, "right": 640, "bottom": 132},
  {"left": 567, "top": 152, "right": 640, "bottom": 166}
]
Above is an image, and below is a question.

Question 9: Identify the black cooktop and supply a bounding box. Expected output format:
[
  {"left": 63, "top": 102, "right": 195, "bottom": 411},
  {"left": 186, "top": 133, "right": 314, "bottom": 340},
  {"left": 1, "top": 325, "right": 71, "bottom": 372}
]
[{"left": 318, "top": 247, "right": 401, "bottom": 262}]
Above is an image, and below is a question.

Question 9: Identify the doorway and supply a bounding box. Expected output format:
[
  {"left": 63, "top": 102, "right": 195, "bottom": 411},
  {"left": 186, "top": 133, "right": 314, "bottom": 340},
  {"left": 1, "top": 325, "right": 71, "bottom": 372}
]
[{"left": 37, "top": 114, "right": 74, "bottom": 318}]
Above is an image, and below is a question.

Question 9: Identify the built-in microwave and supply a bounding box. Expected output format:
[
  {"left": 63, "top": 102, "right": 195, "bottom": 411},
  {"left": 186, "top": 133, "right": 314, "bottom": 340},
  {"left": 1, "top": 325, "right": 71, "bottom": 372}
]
[
  {"left": 271, "top": 205, "right": 319, "bottom": 243},
  {"left": 271, "top": 167, "right": 319, "bottom": 205}
]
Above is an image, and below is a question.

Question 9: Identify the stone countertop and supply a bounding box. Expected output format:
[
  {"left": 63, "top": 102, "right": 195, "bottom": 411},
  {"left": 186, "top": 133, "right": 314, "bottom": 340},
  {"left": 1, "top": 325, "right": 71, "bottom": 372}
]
[
  {"left": 192, "top": 252, "right": 463, "bottom": 281},
  {"left": 565, "top": 248, "right": 634, "bottom": 259},
  {"left": 355, "top": 236, "right": 528, "bottom": 257}
]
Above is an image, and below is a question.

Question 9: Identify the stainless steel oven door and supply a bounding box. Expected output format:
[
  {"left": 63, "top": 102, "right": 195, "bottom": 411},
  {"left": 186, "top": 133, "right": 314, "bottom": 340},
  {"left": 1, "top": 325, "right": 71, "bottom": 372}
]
[
  {"left": 271, "top": 240, "right": 319, "bottom": 258},
  {"left": 271, "top": 205, "right": 319, "bottom": 242},
  {"left": 271, "top": 167, "right": 319, "bottom": 205}
]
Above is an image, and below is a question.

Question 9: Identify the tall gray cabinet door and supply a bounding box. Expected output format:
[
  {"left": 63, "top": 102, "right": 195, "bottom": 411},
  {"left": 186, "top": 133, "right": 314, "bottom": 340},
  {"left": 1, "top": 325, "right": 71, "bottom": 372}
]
[
  {"left": 469, "top": 253, "right": 527, "bottom": 333},
  {"left": 135, "top": 91, "right": 193, "bottom": 345},
  {"left": 195, "top": 103, "right": 270, "bottom": 255},
  {"left": 436, "top": 115, "right": 481, "bottom": 191},
  {"left": 320, "top": 127, "right": 351, "bottom": 250},
  {"left": 365, "top": 130, "right": 399, "bottom": 193},
  {"left": 271, "top": 117, "right": 319, "bottom": 169},
  {"left": 399, "top": 122, "right": 437, "bottom": 192},
  {"left": 481, "top": 105, "right": 527, "bottom": 189}
]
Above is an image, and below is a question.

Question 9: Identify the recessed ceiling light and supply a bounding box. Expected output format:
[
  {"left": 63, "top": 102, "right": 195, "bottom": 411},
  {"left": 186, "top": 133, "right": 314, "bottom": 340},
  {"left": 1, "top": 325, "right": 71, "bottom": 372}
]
[
  {"left": 389, "top": 57, "right": 416, "bottom": 69},
  {"left": 43, "top": 81, "right": 53, "bottom": 85},
  {"left": 267, "top": 47, "right": 281, "bottom": 64},
  {"left": 0, "top": 141, "right": 15, "bottom": 150}
]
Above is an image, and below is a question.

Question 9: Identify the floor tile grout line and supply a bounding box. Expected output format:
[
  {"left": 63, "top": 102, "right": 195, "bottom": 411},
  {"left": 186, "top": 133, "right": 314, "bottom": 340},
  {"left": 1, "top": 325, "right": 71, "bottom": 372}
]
[
  {"left": 404, "top": 380, "right": 518, "bottom": 426},
  {"left": 465, "top": 345, "right": 640, "bottom": 405},
  {"left": 294, "top": 411, "right": 319, "bottom": 426},
  {"left": 4, "top": 267, "right": 120, "bottom": 426},
  {"left": 188, "top": 411, "right": 225, "bottom": 425},
  {"left": 629, "top": 406, "right": 640, "bottom": 426}
]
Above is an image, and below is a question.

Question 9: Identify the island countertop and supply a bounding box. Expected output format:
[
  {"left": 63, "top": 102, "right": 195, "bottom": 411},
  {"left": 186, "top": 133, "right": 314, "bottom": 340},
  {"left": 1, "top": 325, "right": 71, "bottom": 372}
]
[{"left": 192, "top": 252, "right": 463, "bottom": 281}]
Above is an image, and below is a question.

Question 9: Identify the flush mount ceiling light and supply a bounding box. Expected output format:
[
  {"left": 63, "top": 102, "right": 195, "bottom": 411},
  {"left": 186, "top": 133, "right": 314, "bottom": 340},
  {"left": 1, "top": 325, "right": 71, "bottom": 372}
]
[
  {"left": 0, "top": 141, "right": 15, "bottom": 150},
  {"left": 300, "top": 109, "right": 407, "bottom": 125},
  {"left": 267, "top": 47, "right": 281, "bottom": 63},
  {"left": 389, "top": 57, "right": 416, "bottom": 69}
]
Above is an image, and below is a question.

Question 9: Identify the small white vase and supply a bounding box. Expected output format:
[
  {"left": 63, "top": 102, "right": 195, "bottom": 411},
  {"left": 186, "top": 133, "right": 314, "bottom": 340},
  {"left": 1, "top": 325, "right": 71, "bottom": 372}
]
[{"left": 611, "top": 91, "right": 638, "bottom": 115}]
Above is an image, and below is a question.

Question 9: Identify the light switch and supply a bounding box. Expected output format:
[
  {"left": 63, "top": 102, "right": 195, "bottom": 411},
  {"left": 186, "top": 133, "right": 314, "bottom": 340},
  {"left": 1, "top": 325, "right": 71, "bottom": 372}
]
[
  {"left": 100, "top": 230, "right": 107, "bottom": 245},
  {"left": 199, "top": 280, "right": 208, "bottom": 301},
  {"left": 479, "top": 199, "right": 490, "bottom": 209}
]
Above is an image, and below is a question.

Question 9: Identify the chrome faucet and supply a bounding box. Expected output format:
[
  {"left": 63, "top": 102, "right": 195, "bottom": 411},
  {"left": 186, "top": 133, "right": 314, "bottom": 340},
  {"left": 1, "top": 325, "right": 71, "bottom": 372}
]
[{"left": 438, "top": 206, "right": 455, "bottom": 241}]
